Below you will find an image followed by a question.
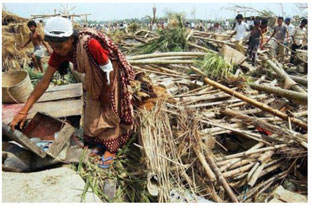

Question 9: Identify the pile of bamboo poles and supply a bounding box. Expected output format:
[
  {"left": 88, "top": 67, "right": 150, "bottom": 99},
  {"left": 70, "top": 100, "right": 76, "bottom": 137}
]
[{"left": 131, "top": 50, "right": 307, "bottom": 203}]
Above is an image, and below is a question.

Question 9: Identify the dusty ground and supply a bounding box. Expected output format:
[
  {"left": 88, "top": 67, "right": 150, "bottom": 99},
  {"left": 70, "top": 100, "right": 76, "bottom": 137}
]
[{"left": 2, "top": 167, "right": 102, "bottom": 203}]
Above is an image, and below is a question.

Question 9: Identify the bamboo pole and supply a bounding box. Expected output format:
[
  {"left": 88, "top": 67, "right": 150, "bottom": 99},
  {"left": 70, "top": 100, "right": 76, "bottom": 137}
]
[
  {"left": 249, "top": 83, "right": 307, "bottom": 104},
  {"left": 289, "top": 75, "right": 307, "bottom": 86},
  {"left": 215, "top": 144, "right": 287, "bottom": 162},
  {"left": 127, "top": 52, "right": 205, "bottom": 60},
  {"left": 195, "top": 129, "right": 238, "bottom": 202},
  {"left": 221, "top": 108, "right": 279, "bottom": 133},
  {"left": 144, "top": 64, "right": 185, "bottom": 75},
  {"left": 237, "top": 171, "right": 287, "bottom": 201},
  {"left": 140, "top": 56, "right": 198, "bottom": 60},
  {"left": 178, "top": 92, "right": 232, "bottom": 104},
  {"left": 187, "top": 42, "right": 217, "bottom": 53},
  {"left": 200, "top": 119, "right": 271, "bottom": 145},
  {"left": 220, "top": 108, "right": 307, "bottom": 149},
  {"left": 190, "top": 66, "right": 308, "bottom": 130},
  {"left": 129, "top": 59, "right": 195, "bottom": 65},
  {"left": 175, "top": 85, "right": 212, "bottom": 97},
  {"left": 230, "top": 161, "right": 284, "bottom": 188},
  {"left": 193, "top": 144, "right": 217, "bottom": 182},
  {"left": 221, "top": 159, "right": 256, "bottom": 172},
  {"left": 194, "top": 36, "right": 236, "bottom": 47},
  {"left": 261, "top": 54, "right": 306, "bottom": 93},
  {"left": 222, "top": 162, "right": 256, "bottom": 178},
  {"left": 196, "top": 175, "right": 223, "bottom": 202},
  {"left": 204, "top": 149, "right": 239, "bottom": 202},
  {"left": 185, "top": 94, "right": 266, "bottom": 108},
  {"left": 133, "top": 66, "right": 189, "bottom": 78},
  {"left": 247, "top": 151, "right": 274, "bottom": 187},
  {"left": 219, "top": 143, "right": 264, "bottom": 169},
  {"left": 268, "top": 71, "right": 307, "bottom": 86}
]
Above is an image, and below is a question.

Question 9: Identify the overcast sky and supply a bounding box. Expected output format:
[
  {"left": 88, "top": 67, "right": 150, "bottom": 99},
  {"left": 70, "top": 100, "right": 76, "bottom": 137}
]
[{"left": 2, "top": 2, "right": 306, "bottom": 21}]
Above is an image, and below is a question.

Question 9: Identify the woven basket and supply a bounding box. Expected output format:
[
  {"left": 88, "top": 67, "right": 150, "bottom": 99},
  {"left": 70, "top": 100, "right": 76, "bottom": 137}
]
[{"left": 2, "top": 70, "right": 33, "bottom": 103}]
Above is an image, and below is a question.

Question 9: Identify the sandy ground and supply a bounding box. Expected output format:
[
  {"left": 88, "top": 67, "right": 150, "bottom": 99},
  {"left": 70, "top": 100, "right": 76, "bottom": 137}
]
[{"left": 2, "top": 167, "right": 102, "bottom": 203}]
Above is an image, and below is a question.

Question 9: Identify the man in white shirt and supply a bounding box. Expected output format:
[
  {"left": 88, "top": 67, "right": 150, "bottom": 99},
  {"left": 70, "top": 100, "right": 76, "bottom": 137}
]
[
  {"left": 229, "top": 14, "right": 249, "bottom": 54},
  {"left": 191, "top": 22, "right": 195, "bottom": 30},
  {"left": 164, "top": 21, "right": 168, "bottom": 29},
  {"left": 225, "top": 19, "right": 230, "bottom": 30},
  {"left": 284, "top": 18, "right": 295, "bottom": 55},
  {"left": 247, "top": 16, "right": 255, "bottom": 27},
  {"left": 290, "top": 19, "right": 308, "bottom": 63},
  {"left": 207, "top": 22, "right": 211, "bottom": 31}
]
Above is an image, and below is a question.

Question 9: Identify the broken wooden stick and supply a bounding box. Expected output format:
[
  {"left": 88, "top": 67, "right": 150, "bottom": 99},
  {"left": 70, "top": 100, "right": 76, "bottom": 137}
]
[
  {"left": 193, "top": 144, "right": 217, "bottom": 182},
  {"left": 204, "top": 149, "right": 239, "bottom": 202}
]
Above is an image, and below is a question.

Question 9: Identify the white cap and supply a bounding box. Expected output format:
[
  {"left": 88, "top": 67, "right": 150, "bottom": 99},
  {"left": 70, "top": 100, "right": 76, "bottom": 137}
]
[{"left": 44, "top": 16, "right": 73, "bottom": 38}]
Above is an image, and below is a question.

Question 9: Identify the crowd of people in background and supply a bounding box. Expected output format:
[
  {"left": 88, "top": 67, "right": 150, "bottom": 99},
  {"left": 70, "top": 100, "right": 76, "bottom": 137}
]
[
  {"left": 42, "top": 12, "right": 307, "bottom": 68},
  {"left": 183, "top": 14, "right": 308, "bottom": 67}
]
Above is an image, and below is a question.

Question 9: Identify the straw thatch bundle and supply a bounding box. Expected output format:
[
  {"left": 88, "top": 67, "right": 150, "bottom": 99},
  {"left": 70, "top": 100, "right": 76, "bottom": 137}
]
[
  {"left": 2, "top": 15, "right": 45, "bottom": 71},
  {"left": 2, "top": 9, "right": 28, "bottom": 25},
  {"left": 2, "top": 32, "right": 30, "bottom": 71}
]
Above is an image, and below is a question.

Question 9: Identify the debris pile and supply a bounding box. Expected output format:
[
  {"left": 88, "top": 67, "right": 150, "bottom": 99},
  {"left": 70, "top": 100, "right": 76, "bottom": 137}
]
[{"left": 2, "top": 10, "right": 308, "bottom": 203}]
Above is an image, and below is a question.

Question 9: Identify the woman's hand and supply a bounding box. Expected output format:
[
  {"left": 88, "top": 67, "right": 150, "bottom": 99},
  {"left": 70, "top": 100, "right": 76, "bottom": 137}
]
[
  {"left": 10, "top": 112, "right": 28, "bottom": 131},
  {"left": 9, "top": 66, "right": 58, "bottom": 131}
]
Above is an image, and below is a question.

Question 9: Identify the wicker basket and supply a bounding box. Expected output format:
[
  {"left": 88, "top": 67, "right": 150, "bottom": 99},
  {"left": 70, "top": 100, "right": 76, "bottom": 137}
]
[{"left": 2, "top": 70, "right": 33, "bottom": 103}]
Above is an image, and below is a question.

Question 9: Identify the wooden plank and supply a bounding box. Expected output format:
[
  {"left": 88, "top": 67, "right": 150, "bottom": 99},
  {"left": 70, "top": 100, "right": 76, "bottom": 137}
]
[
  {"left": 2, "top": 123, "right": 47, "bottom": 158},
  {"left": 2, "top": 99, "right": 83, "bottom": 124},
  {"left": 45, "top": 83, "right": 82, "bottom": 92},
  {"left": 48, "top": 123, "right": 75, "bottom": 158},
  {"left": 29, "top": 99, "right": 83, "bottom": 118},
  {"left": 37, "top": 88, "right": 82, "bottom": 102},
  {"left": 37, "top": 83, "right": 82, "bottom": 102}
]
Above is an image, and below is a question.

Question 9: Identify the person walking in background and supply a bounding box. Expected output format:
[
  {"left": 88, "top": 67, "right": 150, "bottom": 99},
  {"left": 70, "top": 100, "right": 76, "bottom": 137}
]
[
  {"left": 284, "top": 18, "right": 295, "bottom": 56},
  {"left": 259, "top": 18, "right": 269, "bottom": 47},
  {"left": 199, "top": 20, "right": 205, "bottom": 31},
  {"left": 248, "top": 20, "right": 263, "bottom": 66},
  {"left": 229, "top": 14, "right": 249, "bottom": 54},
  {"left": 290, "top": 19, "right": 308, "bottom": 63},
  {"left": 265, "top": 17, "right": 288, "bottom": 62}
]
